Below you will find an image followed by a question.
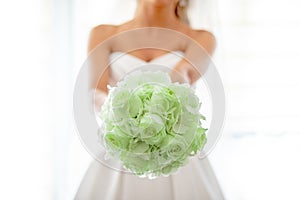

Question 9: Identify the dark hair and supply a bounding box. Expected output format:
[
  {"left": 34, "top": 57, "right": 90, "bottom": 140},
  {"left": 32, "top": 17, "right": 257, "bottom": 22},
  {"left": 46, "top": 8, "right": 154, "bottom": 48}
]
[{"left": 175, "top": 0, "right": 189, "bottom": 24}]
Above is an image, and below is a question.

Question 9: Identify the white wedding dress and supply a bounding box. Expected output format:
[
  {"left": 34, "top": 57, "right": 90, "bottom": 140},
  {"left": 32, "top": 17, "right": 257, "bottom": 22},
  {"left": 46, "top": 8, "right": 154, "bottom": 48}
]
[{"left": 75, "top": 51, "right": 224, "bottom": 200}]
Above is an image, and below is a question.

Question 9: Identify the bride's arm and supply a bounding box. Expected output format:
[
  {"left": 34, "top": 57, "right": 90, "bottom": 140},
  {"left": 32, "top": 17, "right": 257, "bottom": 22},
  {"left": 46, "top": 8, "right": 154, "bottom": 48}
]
[
  {"left": 171, "top": 30, "right": 216, "bottom": 85},
  {"left": 87, "top": 25, "right": 116, "bottom": 112}
]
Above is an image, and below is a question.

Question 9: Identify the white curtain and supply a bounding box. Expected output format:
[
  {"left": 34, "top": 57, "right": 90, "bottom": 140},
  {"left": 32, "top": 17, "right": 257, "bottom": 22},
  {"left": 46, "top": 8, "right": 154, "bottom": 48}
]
[
  {"left": 211, "top": 0, "right": 300, "bottom": 199},
  {"left": 0, "top": 0, "right": 63, "bottom": 199},
  {"left": 216, "top": 0, "right": 300, "bottom": 136}
]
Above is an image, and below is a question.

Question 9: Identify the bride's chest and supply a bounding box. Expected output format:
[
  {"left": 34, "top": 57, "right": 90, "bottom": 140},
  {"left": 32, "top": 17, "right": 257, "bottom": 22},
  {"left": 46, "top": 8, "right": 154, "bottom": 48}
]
[{"left": 110, "top": 30, "right": 189, "bottom": 61}]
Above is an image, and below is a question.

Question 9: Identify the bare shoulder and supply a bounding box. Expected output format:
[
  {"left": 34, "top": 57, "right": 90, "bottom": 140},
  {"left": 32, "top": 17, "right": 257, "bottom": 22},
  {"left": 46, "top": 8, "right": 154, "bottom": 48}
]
[
  {"left": 88, "top": 24, "right": 118, "bottom": 52},
  {"left": 91, "top": 24, "right": 118, "bottom": 35},
  {"left": 189, "top": 29, "right": 216, "bottom": 55}
]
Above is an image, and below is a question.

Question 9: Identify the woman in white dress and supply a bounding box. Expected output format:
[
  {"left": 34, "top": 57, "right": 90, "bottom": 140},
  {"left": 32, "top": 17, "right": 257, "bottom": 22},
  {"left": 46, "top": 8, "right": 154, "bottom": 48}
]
[{"left": 75, "top": 0, "right": 224, "bottom": 199}]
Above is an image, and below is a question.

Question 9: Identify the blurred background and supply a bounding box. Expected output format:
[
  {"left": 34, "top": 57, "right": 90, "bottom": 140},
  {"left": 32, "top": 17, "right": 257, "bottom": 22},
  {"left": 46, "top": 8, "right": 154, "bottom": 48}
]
[{"left": 0, "top": 0, "right": 299, "bottom": 199}]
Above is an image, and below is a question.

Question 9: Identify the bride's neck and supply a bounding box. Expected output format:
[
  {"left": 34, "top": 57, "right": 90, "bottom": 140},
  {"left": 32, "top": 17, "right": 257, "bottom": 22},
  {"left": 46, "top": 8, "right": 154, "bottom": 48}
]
[{"left": 133, "top": 2, "right": 179, "bottom": 27}]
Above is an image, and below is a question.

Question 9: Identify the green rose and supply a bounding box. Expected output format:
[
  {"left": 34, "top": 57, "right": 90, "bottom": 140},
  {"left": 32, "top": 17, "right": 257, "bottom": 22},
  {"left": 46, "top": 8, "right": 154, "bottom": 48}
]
[{"left": 161, "top": 135, "right": 189, "bottom": 161}]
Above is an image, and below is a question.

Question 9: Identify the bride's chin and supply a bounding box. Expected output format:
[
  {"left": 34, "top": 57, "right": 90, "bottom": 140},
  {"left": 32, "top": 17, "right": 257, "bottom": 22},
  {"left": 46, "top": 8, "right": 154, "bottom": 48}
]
[{"left": 140, "top": 0, "right": 178, "bottom": 7}]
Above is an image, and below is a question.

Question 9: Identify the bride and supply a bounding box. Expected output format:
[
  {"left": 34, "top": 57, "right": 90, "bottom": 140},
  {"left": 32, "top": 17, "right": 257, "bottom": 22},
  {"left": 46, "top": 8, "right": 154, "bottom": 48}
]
[{"left": 75, "top": 0, "right": 224, "bottom": 199}]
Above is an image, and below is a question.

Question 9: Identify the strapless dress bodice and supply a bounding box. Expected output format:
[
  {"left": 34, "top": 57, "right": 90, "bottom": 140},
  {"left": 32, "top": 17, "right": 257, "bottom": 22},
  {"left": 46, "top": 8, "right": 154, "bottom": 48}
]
[{"left": 108, "top": 51, "right": 184, "bottom": 86}]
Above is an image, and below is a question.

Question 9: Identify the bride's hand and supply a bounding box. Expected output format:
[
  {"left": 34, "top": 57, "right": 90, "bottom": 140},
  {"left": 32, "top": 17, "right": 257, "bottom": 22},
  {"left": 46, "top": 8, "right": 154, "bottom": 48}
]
[
  {"left": 169, "top": 64, "right": 190, "bottom": 84},
  {"left": 169, "top": 57, "right": 203, "bottom": 85},
  {"left": 90, "top": 89, "right": 108, "bottom": 113}
]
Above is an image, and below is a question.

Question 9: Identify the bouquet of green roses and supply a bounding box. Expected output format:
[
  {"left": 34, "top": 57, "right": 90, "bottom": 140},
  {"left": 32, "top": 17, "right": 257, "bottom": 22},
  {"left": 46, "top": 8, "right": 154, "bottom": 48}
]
[{"left": 99, "top": 70, "right": 207, "bottom": 178}]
